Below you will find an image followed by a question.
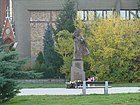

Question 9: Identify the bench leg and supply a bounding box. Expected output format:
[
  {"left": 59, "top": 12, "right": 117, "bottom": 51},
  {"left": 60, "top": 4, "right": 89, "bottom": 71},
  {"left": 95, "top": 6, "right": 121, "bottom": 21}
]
[
  {"left": 104, "top": 81, "right": 108, "bottom": 94},
  {"left": 82, "top": 81, "right": 86, "bottom": 95}
]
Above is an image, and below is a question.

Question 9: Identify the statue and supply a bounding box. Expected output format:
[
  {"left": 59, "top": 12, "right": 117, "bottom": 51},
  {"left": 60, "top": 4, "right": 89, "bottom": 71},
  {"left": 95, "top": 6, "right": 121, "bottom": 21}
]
[
  {"left": 73, "top": 28, "right": 89, "bottom": 60},
  {"left": 71, "top": 28, "right": 89, "bottom": 81}
]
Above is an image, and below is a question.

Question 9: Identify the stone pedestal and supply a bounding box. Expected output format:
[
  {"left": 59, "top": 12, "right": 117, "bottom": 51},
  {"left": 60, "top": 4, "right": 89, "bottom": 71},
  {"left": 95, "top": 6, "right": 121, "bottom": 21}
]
[{"left": 71, "top": 60, "right": 85, "bottom": 81}]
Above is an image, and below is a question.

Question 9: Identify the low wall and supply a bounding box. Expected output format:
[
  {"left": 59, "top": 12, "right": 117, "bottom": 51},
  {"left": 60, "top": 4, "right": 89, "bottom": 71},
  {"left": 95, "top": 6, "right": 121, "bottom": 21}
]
[{"left": 17, "top": 79, "right": 66, "bottom": 84}]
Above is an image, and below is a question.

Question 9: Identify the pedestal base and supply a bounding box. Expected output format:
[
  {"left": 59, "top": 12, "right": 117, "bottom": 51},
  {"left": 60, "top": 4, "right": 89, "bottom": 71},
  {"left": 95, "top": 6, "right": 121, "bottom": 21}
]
[{"left": 71, "top": 60, "right": 85, "bottom": 81}]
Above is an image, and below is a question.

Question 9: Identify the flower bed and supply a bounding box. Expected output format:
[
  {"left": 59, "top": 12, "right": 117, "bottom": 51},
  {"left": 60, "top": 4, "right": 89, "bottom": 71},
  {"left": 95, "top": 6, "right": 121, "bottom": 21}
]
[{"left": 65, "top": 80, "right": 81, "bottom": 88}]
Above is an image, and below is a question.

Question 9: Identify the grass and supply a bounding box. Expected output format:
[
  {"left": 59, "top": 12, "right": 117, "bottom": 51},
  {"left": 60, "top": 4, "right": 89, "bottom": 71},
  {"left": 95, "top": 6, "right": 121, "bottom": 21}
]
[
  {"left": 17, "top": 82, "right": 140, "bottom": 88},
  {"left": 111, "top": 82, "right": 140, "bottom": 87},
  {"left": 2, "top": 93, "right": 140, "bottom": 105}
]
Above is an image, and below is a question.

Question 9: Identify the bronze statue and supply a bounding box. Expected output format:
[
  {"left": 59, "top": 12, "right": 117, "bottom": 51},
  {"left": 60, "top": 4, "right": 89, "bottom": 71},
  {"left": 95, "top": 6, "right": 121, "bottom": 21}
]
[
  {"left": 73, "top": 28, "right": 89, "bottom": 60},
  {"left": 71, "top": 28, "right": 89, "bottom": 81}
]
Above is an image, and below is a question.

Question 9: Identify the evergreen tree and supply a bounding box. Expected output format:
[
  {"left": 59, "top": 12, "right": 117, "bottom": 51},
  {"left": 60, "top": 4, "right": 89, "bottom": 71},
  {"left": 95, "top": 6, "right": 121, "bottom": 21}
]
[
  {"left": 0, "top": 44, "right": 25, "bottom": 103},
  {"left": 43, "top": 23, "right": 63, "bottom": 78},
  {"left": 34, "top": 51, "right": 46, "bottom": 73},
  {"left": 44, "top": 23, "right": 54, "bottom": 63},
  {"left": 0, "top": 43, "right": 40, "bottom": 103},
  {"left": 35, "top": 51, "right": 45, "bottom": 67},
  {"left": 55, "top": 0, "right": 76, "bottom": 33}
]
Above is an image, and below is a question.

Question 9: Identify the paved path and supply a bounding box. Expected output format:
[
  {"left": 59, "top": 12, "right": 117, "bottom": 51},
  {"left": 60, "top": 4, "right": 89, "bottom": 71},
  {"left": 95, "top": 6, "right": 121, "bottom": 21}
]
[{"left": 18, "top": 87, "right": 140, "bottom": 96}]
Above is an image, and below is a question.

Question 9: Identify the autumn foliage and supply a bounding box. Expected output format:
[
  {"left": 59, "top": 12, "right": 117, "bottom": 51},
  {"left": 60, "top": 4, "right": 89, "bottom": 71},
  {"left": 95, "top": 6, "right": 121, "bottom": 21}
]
[{"left": 76, "top": 17, "right": 140, "bottom": 82}]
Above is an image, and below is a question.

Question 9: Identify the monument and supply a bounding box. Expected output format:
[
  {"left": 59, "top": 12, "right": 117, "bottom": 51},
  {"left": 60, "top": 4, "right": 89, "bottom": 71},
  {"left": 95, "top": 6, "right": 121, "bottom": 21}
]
[{"left": 71, "top": 28, "right": 89, "bottom": 81}]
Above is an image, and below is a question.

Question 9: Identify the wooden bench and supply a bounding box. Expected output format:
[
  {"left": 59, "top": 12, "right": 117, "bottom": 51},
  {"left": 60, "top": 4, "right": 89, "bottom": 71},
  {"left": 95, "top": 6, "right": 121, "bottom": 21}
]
[{"left": 76, "top": 81, "right": 112, "bottom": 95}]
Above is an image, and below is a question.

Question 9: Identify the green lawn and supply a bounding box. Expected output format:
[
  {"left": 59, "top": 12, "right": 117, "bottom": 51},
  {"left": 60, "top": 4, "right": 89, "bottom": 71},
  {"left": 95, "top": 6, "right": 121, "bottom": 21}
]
[
  {"left": 111, "top": 82, "right": 140, "bottom": 87},
  {"left": 3, "top": 93, "right": 140, "bottom": 105},
  {"left": 18, "top": 82, "right": 140, "bottom": 88}
]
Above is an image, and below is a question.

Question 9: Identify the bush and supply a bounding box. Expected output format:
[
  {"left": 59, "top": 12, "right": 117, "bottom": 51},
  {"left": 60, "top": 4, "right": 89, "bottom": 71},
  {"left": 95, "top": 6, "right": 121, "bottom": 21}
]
[
  {"left": 36, "top": 51, "right": 45, "bottom": 65},
  {"left": 0, "top": 77, "right": 19, "bottom": 104},
  {"left": 34, "top": 49, "right": 64, "bottom": 78}
]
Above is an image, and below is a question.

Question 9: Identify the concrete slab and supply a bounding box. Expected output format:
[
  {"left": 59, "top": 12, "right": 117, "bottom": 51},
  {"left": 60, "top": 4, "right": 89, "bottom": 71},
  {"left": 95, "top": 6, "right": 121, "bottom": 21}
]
[{"left": 18, "top": 87, "right": 140, "bottom": 96}]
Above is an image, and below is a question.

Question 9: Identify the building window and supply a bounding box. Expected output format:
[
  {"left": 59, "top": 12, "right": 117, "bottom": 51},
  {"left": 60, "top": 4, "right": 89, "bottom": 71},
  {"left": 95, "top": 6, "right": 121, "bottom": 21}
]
[
  {"left": 77, "top": 10, "right": 139, "bottom": 21},
  {"left": 120, "top": 10, "right": 125, "bottom": 19},
  {"left": 120, "top": 10, "right": 139, "bottom": 20},
  {"left": 130, "top": 10, "right": 136, "bottom": 19},
  {"left": 138, "top": 11, "right": 140, "bottom": 17},
  {"left": 77, "top": 11, "right": 83, "bottom": 20},
  {"left": 103, "top": 11, "right": 107, "bottom": 19},
  {"left": 83, "top": 11, "right": 88, "bottom": 20},
  {"left": 107, "top": 11, "right": 113, "bottom": 18},
  {"left": 77, "top": 11, "right": 89, "bottom": 20},
  {"left": 96, "top": 11, "right": 102, "bottom": 18},
  {"left": 88, "top": 11, "right": 95, "bottom": 20}
]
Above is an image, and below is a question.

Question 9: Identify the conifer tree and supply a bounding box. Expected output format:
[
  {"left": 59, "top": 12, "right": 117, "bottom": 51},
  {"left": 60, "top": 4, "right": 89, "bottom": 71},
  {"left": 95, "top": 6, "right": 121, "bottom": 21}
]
[
  {"left": 43, "top": 23, "right": 63, "bottom": 78},
  {"left": 0, "top": 39, "right": 40, "bottom": 103},
  {"left": 36, "top": 51, "right": 45, "bottom": 64},
  {"left": 43, "top": 23, "right": 54, "bottom": 63},
  {"left": 0, "top": 44, "right": 25, "bottom": 103},
  {"left": 55, "top": 0, "right": 76, "bottom": 33}
]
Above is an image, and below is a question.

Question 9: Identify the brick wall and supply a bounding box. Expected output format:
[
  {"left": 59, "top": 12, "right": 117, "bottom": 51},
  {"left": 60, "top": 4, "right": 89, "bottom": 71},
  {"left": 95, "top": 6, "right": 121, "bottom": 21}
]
[
  {"left": 30, "top": 11, "right": 60, "bottom": 57},
  {"left": 0, "top": 0, "right": 7, "bottom": 28}
]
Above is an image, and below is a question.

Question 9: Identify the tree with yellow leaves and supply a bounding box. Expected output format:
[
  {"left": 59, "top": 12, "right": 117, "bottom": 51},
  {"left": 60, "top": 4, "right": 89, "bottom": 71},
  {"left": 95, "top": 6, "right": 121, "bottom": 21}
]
[
  {"left": 55, "top": 30, "right": 73, "bottom": 79},
  {"left": 76, "top": 17, "right": 140, "bottom": 82}
]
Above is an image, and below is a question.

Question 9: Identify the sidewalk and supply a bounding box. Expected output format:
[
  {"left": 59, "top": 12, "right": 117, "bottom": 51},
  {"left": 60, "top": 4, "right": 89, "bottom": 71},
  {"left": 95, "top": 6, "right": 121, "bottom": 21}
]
[{"left": 18, "top": 87, "right": 140, "bottom": 96}]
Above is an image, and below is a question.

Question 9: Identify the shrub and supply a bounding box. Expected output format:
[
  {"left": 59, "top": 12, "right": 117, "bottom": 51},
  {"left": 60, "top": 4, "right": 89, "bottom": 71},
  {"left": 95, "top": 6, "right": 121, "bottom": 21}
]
[{"left": 0, "top": 77, "right": 19, "bottom": 104}]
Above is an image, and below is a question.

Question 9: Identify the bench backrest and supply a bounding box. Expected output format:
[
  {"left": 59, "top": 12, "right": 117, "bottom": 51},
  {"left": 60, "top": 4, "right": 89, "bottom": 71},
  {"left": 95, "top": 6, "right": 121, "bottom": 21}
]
[{"left": 77, "top": 81, "right": 112, "bottom": 85}]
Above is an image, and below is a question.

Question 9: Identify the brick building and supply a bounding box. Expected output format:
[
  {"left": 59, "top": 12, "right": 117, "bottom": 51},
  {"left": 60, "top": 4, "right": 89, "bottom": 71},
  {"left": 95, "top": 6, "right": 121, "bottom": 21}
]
[
  {"left": 0, "top": 0, "right": 12, "bottom": 28},
  {"left": 12, "top": 0, "right": 140, "bottom": 61},
  {"left": 0, "top": 0, "right": 7, "bottom": 28}
]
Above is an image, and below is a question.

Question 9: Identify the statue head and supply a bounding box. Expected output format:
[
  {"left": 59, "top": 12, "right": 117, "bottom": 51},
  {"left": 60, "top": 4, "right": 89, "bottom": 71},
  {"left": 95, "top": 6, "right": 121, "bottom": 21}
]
[{"left": 73, "top": 28, "right": 81, "bottom": 39}]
